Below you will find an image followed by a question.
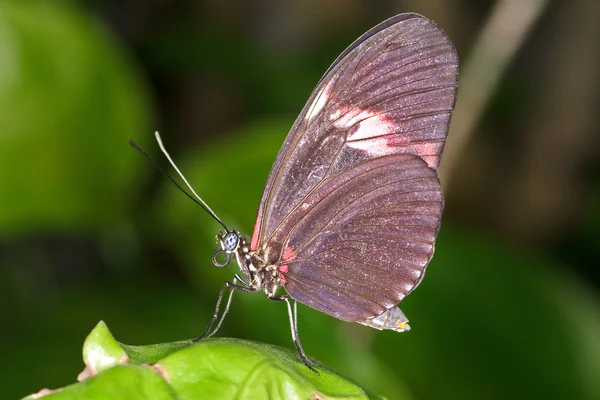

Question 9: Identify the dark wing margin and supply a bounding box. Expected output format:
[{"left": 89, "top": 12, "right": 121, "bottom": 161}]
[
  {"left": 277, "top": 154, "right": 443, "bottom": 322},
  {"left": 251, "top": 13, "right": 458, "bottom": 251},
  {"left": 317, "top": 14, "right": 427, "bottom": 86}
]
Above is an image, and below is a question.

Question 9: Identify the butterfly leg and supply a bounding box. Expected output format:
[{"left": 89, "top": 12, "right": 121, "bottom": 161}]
[
  {"left": 270, "top": 295, "right": 319, "bottom": 374},
  {"left": 194, "top": 277, "right": 256, "bottom": 342}
]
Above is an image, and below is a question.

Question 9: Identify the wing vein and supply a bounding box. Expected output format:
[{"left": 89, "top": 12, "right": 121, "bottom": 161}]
[{"left": 294, "top": 182, "right": 440, "bottom": 254}]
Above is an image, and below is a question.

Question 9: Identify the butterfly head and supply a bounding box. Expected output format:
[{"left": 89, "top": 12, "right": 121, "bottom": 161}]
[{"left": 212, "top": 230, "right": 240, "bottom": 268}]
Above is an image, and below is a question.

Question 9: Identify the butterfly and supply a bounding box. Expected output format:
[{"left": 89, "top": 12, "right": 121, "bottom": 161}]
[{"left": 131, "top": 12, "right": 458, "bottom": 374}]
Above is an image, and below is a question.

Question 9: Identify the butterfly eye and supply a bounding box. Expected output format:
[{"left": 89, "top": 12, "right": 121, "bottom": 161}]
[
  {"left": 222, "top": 231, "right": 239, "bottom": 252},
  {"left": 211, "top": 231, "right": 240, "bottom": 268}
]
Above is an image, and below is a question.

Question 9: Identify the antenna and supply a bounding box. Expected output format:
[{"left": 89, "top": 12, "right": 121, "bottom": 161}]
[{"left": 128, "top": 133, "right": 229, "bottom": 232}]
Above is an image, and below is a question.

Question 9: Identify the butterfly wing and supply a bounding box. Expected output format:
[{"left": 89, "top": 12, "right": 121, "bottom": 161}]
[
  {"left": 251, "top": 13, "right": 458, "bottom": 322},
  {"left": 274, "top": 153, "right": 443, "bottom": 322},
  {"left": 251, "top": 13, "right": 458, "bottom": 252}
]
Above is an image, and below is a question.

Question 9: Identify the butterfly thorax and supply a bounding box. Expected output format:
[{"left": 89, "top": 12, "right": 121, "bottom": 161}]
[{"left": 215, "top": 232, "right": 284, "bottom": 298}]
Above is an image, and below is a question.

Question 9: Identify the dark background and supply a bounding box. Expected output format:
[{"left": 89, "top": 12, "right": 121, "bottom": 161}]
[{"left": 1, "top": 1, "right": 599, "bottom": 399}]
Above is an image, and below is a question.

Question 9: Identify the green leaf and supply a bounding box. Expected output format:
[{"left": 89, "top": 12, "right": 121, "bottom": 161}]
[
  {"left": 23, "top": 365, "right": 175, "bottom": 400},
  {"left": 23, "top": 322, "right": 379, "bottom": 400},
  {"left": 82, "top": 321, "right": 129, "bottom": 375},
  {"left": 159, "top": 338, "right": 371, "bottom": 400}
]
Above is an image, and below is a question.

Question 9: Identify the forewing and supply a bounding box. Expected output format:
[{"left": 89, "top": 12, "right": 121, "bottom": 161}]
[
  {"left": 274, "top": 154, "right": 443, "bottom": 322},
  {"left": 251, "top": 13, "right": 458, "bottom": 250}
]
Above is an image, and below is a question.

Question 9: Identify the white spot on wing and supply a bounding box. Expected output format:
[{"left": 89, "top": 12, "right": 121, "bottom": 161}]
[
  {"left": 340, "top": 108, "right": 396, "bottom": 140},
  {"left": 333, "top": 107, "right": 398, "bottom": 156},
  {"left": 411, "top": 268, "right": 422, "bottom": 280},
  {"left": 334, "top": 107, "right": 366, "bottom": 129},
  {"left": 347, "top": 136, "right": 392, "bottom": 156},
  {"left": 305, "top": 80, "right": 334, "bottom": 122},
  {"left": 329, "top": 108, "right": 342, "bottom": 120}
]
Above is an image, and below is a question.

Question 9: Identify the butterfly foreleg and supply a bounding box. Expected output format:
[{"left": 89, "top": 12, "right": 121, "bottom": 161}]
[{"left": 194, "top": 277, "right": 257, "bottom": 342}]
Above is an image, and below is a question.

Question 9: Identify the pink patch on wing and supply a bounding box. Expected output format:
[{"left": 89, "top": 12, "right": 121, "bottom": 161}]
[
  {"left": 278, "top": 264, "right": 289, "bottom": 284},
  {"left": 347, "top": 136, "right": 394, "bottom": 156},
  {"left": 342, "top": 109, "right": 397, "bottom": 157},
  {"left": 411, "top": 141, "right": 439, "bottom": 169},
  {"left": 282, "top": 246, "right": 297, "bottom": 262},
  {"left": 332, "top": 106, "right": 441, "bottom": 169},
  {"left": 343, "top": 110, "right": 396, "bottom": 141},
  {"left": 250, "top": 216, "right": 261, "bottom": 250}
]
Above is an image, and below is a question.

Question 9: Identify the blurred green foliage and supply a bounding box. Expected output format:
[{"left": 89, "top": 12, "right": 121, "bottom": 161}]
[
  {"left": 0, "top": 1, "right": 150, "bottom": 234},
  {"left": 1, "top": 1, "right": 599, "bottom": 400}
]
